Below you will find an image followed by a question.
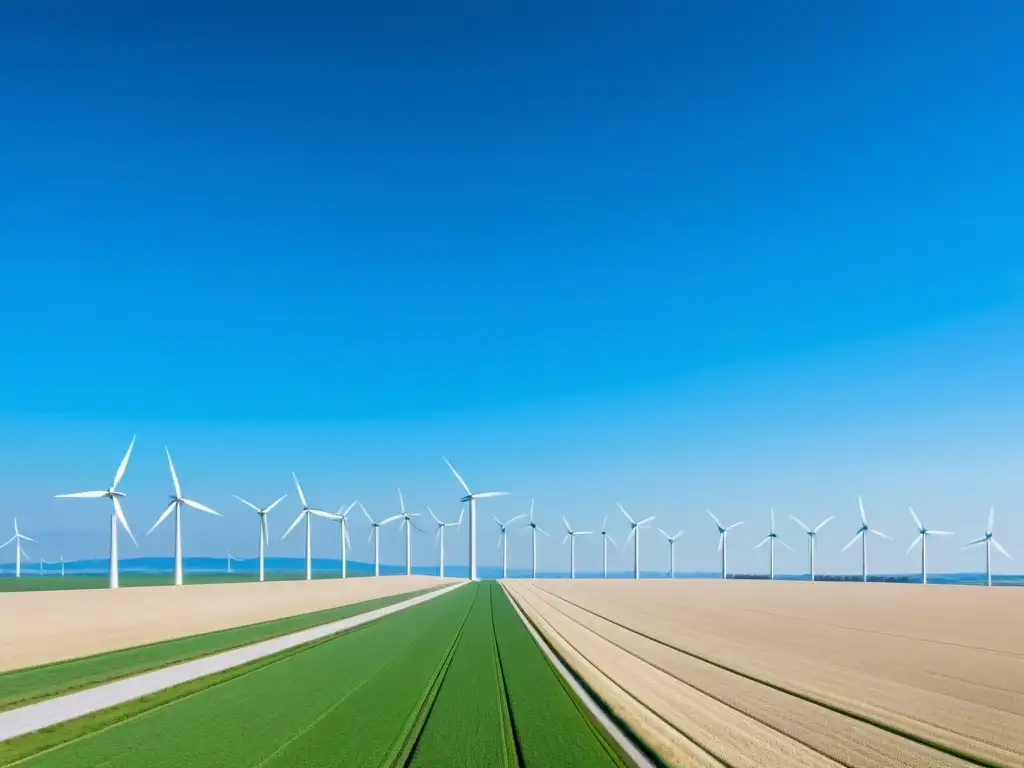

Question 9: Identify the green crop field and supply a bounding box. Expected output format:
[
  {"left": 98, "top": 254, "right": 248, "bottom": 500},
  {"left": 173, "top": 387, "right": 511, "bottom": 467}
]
[
  {"left": 0, "top": 570, "right": 369, "bottom": 592},
  {"left": 0, "top": 586, "right": 438, "bottom": 712},
  {"left": 2, "top": 582, "right": 630, "bottom": 767}
]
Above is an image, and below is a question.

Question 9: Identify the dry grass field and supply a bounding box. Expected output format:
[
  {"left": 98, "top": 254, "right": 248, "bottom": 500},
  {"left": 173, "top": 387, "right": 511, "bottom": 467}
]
[
  {"left": 0, "top": 575, "right": 458, "bottom": 671},
  {"left": 503, "top": 579, "right": 1024, "bottom": 768}
]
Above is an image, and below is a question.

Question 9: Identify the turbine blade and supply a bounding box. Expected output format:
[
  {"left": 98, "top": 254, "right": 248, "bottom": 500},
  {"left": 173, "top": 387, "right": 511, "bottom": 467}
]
[
  {"left": 869, "top": 528, "right": 891, "bottom": 540},
  {"left": 475, "top": 491, "right": 510, "bottom": 499},
  {"left": 562, "top": 534, "right": 570, "bottom": 545},
  {"left": 55, "top": 490, "right": 107, "bottom": 499},
  {"left": 637, "top": 516, "right": 656, "bottom": 525},
  {"left": 770, "top": 507, "right": 775, "bottom": 532},
  {"left": 344, "top": 522, "right": 352, "bottom": 550},
  {"left": 265, "top": 495, "right": 287, "bottom": 514},
  {"left": 928, "top": 530, "right": 954, "bottom": 535},
  {"left": 906, "top": 534, "right": 922, "bottom": 556},
  {"left": 753, "top": 536, "right": 771, "bottom": 550},
  {"left": 602, "top": 516, "right": 608, "bottom": 533},
  {"left": 727, "top": 521, "right": 744, "bottom": 530},
  {"left": 717, "top": 532, "right": 724, "bottom": 552},
  {"left": 992, "top": 538, "right": 1012, "bottom": 560},
  {"left": 537, "top": 526, "right": 549, "bottom": 537},
  {"left": 428, "top": 507, "right": 442, "bottom": 525},
  {"left": 706, "top": 509, "right": 723, "bottom": 528},
  {"left": 182, "top": 498, "right": 220, "bottom": 516},
  {"left": 497, "top": 532, "right": 504, "bottom": 548},
  {"left": 625, "top": 527, "right": 635, "bottom": 544},
  {"left": 309, "top": 509, "right": 341, "bottom": 520},
  {"left": 962, "top": 537, "right": 987, "bottom": 548},
  {"left": 147, "top": 501, "right": 177, "bottom": 536},
  {"left": 113, "top": 435, "right": 136, "bottom": 489},
  {"left": 778, "top": 538, "right": 794, "bottom": 552},
  {"left": 908, "top": 506, "right": 923, "bottom": 530},
  {"left": 657, "top": 528, "right": 669, "bottom": 539},
  {"left": 790, "top": 515, "right": 810, "bottom": 532},
  {"left": 505, "top": 513, "right": 525, "bottom": 526},
  {"left": 672, "top": 529, "right": 684, "bottom": 540},
  {"left": 813, "top": 516, "right": 834, "bottom": 533},
  {"left": 987, "top": 506, "right": 995, "bottom": 535},
  {"left": 562, "top": 515, "right": 572, "bottom": 532},
  {"left": 261, "top": 514, "right": 269, "bottom": 546},
  {"left": 858, "top": 495, "right": 867, "bottom": 526},
  {"left": 0, "top": 535, "right": 15, "bottom": 549},
  {"left": 165, "top": 448, "right": 182, "bottom": 499},
  {"left": 442, "top": 457, "right": 472, "bottom": 495},
  {"left": 292, "top": 472, "right": 307, "bottom": 509},
  {"left": 529, "top": 498, "right": 535, "bottom": 521},
  {"left": 840, "top": 532, "right": 861, "bottom": 553},
  {"left": 21, "top": 534, "right": 36, "bottom": 543},
  {"left": 457, "top": 508, "right": 464, "bottom": 527},
  {"left": 112, "top": 496, "right": 137, "bottom": 546},
  {"left": 282, "top": 509, "right": 305, "bottom": 539},
  {"left": 397, "top": 488, "right": 405, "bottom": 515},
  {"left": 493, "top": 514, "right": 503, "bottom": 527},
  {"left": 379, "top": 514, "right": 402, "bottom": 526},
  {"left": 618, "top": 502, "right": 635, "bottom": 525},
  {"left": 411, "top": 521, "right": 427, "bottom": 533},
  {"left": 233, "top": 495, "right": 261, "bottom": 512},
  {"left": 606, "top": 535, "right": 617, "bottom": 546}
]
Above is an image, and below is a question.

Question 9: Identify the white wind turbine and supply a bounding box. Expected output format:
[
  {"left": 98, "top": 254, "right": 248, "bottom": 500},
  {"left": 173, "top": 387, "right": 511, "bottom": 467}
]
[
  {"left": 599, "top": 517, "right": 617, "bottom": 578},
  {"left": 521, "top": 499, "right": 549, "bottom": 579},
  {"left": 657, "top": 528, "right": 685, "bottom": 578},
  {"left": 147, "top": 448, "right": 221, "bottom": 586},
  {"left": 282, "top": 473, "right": 337, "bottom": 581},
  {"left": 232, "top": 493, "right": 287, "bottom": 582},
  {"left": 619, "top": 503, "right": 656, "bottom": 579},
  {"left": 790, "top": 515, "right": 833, "bottom": 582},
  {"left": 907, "top": 506, "right": 953, "bottom": 584},
  {"left": 39, "top": 557, "right": 53, "bottom": 576},
  {"left": 494, "top": 512, "right": 526, "bottom": 579},
  {"left": 332, "top": 501, "right": 358, "bottom": 578},
  {"left": 360, "top": 502, "right": 401, "bottom": 576},
  {"left": 708, "top": 509, "right": 744, "bottom": 580},
  {"left": 0, "top": 519, "right": 34, "bottom": 579},
  {"left": 963, "top": 506, "right": 1009, "bottom": 587},
  {"left": 443, "top": 457, "right": 510, "bottom": 582},
  {"left": 753, "top": 509, "right": 792, "bottom": 580},
  {"left": 397, "top": 489, "right": 424, "bottom": 576},
  {"left": 840, "top": 496, "right": 891, "bottom": 582},
  {"left": 562, "top": 516, "right": 593, "bottom": 579},
  {"left": 429, "top": 507, "right": 463, "bottom": 578},
  {"left": 54, "top": 436, "right": 138, "bottom": 589}
]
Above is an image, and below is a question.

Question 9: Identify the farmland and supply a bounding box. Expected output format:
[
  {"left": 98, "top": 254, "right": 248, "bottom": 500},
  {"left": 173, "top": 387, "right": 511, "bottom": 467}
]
[
  {"left": 0, "top": 570, "right": 371, "bottom": 592},
  {"left": 0, "top": 574, "right": 455, "bottom": 671},
  {"left": 2, "top": 582, "right": 627, "bottom": 767},
  {"left": 505, "top": 578, "right": 1024, "bottom": 768}
]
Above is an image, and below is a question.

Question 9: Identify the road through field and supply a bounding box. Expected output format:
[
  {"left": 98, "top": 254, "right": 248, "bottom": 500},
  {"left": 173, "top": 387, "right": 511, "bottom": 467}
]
[
  {"left": 0, "top": 575, "right": 458, "bottom": 671},
  {"left": 505, "top": 579, "right": 1023, "bottom": 768}
]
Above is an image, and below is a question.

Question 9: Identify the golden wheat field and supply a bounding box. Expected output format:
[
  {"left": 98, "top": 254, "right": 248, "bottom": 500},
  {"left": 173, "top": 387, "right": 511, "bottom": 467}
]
[
  {"left": 0, "top": 575, "right": 457, "bottom": 671},
  {"left": 503, "top": 578, "right": 1024, "bottom": 768}
]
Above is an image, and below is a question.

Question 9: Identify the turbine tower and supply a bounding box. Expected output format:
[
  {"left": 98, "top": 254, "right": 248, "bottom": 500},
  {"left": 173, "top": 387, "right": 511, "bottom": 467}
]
[
  {"left": 599, "top": 517, "right": 617, "bottom": 578},
  {"left": 226, "top": 551, "right": 233, "bottom": 574},
  {"left": 282, "top": 473, "right": 336, "bottom": 581},
  {"left": 429, "top": 507, "right": 462, "bottom": 578},
  {"left": 561, "top": 516, "right": 593, "bottom": 579},
  {"left": 790, "top": 515, "right": 833, "bottom": 581},
  {"left": 753, "top": 509, "right": 792, "bottom": 580},
  {"left": 906, "top": 506, "right": 953, "bottom": 584},
  {"left": 396, "top": 489, "right": 424, "bottom": 576},
  {"left": 0, "top": 519, "right": 34, "bottom": 579},
  {"left": 657, "top": 528, "right": 685, "bottom": 578},
  {"left": 963, "top": 506, "right": 1009, "bottom": 587},
  {"left": 148, "top": 448, "right": 221, "bottom": 586},
  {"left": 443, "top": 457, "right": 510, "bottom": 582},
  {"left": 840, "top": 496, "right": 891, "bottom": 582},
  {"left": 521, "top": 499, "right": 549, "bottom": 579},
  {"left": 332, "top": 501, "right": 358, "bottom": 578},
  {"left": 232, "top": 494, "right": 287, "bottom": 583},
  {"left": 54, "top": 435, "right": 138, "bottom": 589},
  {"left": 59, "top": 555, "right": 65, "bottom": 577},
  {"left": 619, "top": 503, "right": 655, "bottom": 579},
  {"left": 494, "top": 512, "right": 526, "bottom": 579},
  {"left": 708, "top": 510, "right": 744, "bottom": 580},
  {"left": 360, "top": 503, "right": 401, "bottom": 576}
]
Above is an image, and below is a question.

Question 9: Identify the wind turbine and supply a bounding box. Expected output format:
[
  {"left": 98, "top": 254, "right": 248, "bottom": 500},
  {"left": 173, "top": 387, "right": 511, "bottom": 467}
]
[
  {"left": 429, "top": 507, "right": 463, "bottom": 578},
  {"left": 59, "top": 555, "right": 65, "bottom": 577},
  {"left": 397, "top": 489, "right": 424, "bottom": 576},
  {"left": 494, "top": 512, "right": 526, "bottom": 578},
  {"left": 599, "top": 517, "right": 617, "bottom": 578},
  {"left": 790, "top": 515, "right": 833, "bottom": 581},
  {"left": 753, "top": 509, "right": 792, "bottom": 580},
  {"left": 521, "top": 499, "right": 549, "bottom": 579},
  {"left": 232, "top": 493, "right": 287, "bottom": 583},
  {"left": 147, "top": 448, "right": 221, "bottom": 586},
  {"left": 282, "top": 473, "right": 337, "bottom": 581},
  {"left": 54, "top": 436, "right": 138, "bottom": 589},
  {"left": 562, "top": 516, "right": 593, "bottom": 579},
  {"left": 332, "top": 501, "right": 358, "bottom": 578},
  {"left": 0, "top": 519, "right": 35, "bottom": 579},
  {"left": 840, "top": 496, "right": 891, "bottom": 582},
  {"left": 443, "top": 457, "right": 510, "bottom": 582},
  {"left": 39, "top": 557, "right": 52, "bottom": 576},
  {"left": 619, "top": 503, "right": 656, "bottom": 579},
  {"left": 708, "top": 509, "right": 744, "bottom": 580},
  {"left": 657, "top": 528, "right": 685, "bottom": 578},
  {"left": 907, "top": 506, "right": 953, "bottom": 584},
  {"left": 360, "top": 502, "right": 401, "bottom": 576},
  {"left": 963, "top": 506, "right": 1009, "bottom": 587},
  {"left": 226, "top": 551, "right": 233, "bottom": 574}
]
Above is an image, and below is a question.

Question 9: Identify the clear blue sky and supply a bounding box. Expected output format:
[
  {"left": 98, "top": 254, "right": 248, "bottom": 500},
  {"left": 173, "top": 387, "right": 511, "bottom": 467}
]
[{"left": 1, "top": 1, "right": 1022, "bottom": 576}]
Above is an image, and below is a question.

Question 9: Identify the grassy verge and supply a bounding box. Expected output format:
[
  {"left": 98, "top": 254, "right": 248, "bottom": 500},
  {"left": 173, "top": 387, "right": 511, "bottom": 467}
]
[
  {"left": 0, "top": 586, "right": 439, "bottom": 712},
  {"left": 5, "top": 584, "right": 476, "bottom": 767}
]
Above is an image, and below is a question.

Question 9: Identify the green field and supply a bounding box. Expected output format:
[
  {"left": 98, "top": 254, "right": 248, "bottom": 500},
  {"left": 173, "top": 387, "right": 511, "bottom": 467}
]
[
  {"left": 3, "top": 582, "right": 628, "bottom": 767},
  {"left": 0, "top": 586, "right": 437, "bottom": 713},
  {"left": 0, "top": 570, "right": 370, "bottom": 592}
]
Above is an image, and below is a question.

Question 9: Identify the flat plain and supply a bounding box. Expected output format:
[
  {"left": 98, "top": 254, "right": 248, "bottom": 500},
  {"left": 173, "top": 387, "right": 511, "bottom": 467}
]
[
  {"left": 505, "top": 578, "right": 1024, "bottom": 768},
  {"left": 0, "top": 575, "right": 457, "bottom": 671}
]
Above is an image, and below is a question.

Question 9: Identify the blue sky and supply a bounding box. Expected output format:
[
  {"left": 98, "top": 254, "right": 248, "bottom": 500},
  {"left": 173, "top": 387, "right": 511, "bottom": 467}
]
[{"left": 1, "top": 2, "right": 1022, "bottom": 577}]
